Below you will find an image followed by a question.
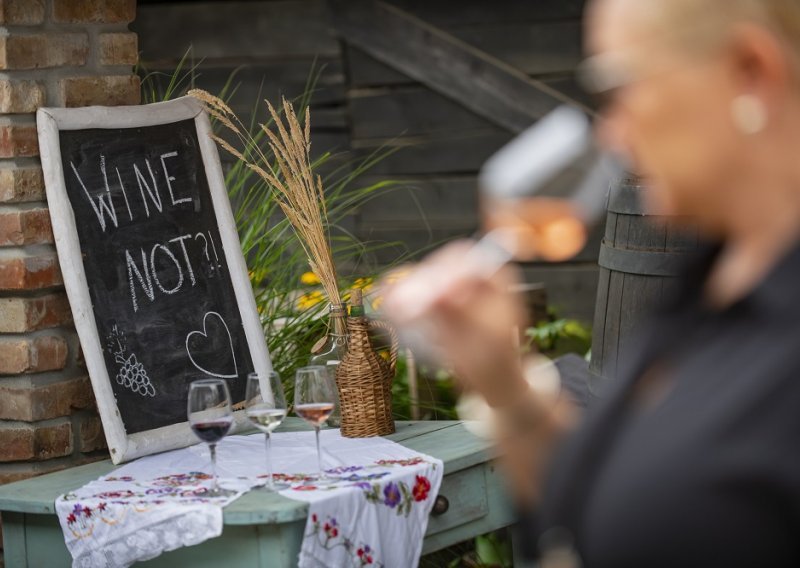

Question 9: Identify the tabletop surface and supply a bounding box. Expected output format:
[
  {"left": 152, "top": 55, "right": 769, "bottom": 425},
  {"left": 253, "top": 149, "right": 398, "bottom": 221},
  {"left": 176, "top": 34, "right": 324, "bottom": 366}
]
[{"left": 0, "top": 420, "right": 494, "bottom": 525}]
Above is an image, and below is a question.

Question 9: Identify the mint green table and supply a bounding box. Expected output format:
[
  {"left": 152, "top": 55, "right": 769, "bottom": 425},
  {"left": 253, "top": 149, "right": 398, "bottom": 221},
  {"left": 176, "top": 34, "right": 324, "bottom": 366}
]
[{"left": 0, "top": 420, "right": 516, "bottom": 567}]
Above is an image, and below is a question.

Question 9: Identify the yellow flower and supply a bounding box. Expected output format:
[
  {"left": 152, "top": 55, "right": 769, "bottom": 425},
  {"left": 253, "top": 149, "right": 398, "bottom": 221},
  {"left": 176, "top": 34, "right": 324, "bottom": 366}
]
[
  {"left": 300, "top": 271, "right": 320, "bottom": 285},
  {"left": 382, "top": 267, "right": 411, "bottom": 285},
  {"left": 249, "top": 268, "right": 268, "bottom": 283},
  {"left": 296, "top": 290, "right": 324, "bottom": 310}
]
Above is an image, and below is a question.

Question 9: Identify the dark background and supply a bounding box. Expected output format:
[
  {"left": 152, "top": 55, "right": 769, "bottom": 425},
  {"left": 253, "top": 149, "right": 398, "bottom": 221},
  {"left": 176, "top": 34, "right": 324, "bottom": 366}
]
[{"left": 132, "top": 0, "right": 597, "bottom": 321}]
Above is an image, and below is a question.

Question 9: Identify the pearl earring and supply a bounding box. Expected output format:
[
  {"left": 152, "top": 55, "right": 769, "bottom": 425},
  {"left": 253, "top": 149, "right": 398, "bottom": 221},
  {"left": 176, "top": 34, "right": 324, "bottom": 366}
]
[{"left": 731, "top": 94, "right": 767, "bottom": 135}]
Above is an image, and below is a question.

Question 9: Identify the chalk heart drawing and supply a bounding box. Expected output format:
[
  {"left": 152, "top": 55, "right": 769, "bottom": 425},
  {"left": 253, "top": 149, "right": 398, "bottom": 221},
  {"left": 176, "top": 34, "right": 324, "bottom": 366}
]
[{"left": 185, "top": 311, "right": 238, "bottom": 378}]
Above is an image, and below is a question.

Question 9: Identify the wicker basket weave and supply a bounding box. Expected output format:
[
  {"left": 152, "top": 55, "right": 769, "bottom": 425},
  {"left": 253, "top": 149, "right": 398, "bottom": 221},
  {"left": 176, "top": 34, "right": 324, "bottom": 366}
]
[{"left": 336, "top": 316, "right": 398, "bottom": 437}]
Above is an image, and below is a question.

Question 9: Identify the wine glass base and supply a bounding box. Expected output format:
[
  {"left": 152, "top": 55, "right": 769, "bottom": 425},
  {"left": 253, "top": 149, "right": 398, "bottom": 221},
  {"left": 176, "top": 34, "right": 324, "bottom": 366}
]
[
  {"left": 204, "top": 487, "right": 237, "bottom": 498},
  {"left": 261, "top": 481, "right": 291, "bottom": 491}
]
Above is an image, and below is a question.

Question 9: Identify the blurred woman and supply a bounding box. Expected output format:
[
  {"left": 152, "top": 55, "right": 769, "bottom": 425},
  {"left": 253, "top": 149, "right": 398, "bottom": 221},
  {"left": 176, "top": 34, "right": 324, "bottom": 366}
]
[{"left": 382, "top": 0, "right": 800, "bottom": 565}]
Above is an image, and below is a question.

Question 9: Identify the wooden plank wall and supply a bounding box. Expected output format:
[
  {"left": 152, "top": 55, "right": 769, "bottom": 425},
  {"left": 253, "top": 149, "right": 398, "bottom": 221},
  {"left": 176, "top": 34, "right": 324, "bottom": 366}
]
[
  {"left": 133, "top": 0, "right": 600, "bottom": 322},
  {"left": 133, "top": 1, "right": 349, "bottom": 164}
]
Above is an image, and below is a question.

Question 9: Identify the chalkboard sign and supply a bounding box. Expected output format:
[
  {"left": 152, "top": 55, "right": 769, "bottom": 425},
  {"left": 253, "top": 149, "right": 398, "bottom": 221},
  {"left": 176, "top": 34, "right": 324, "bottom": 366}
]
[{"left": 38, "top": 97, "right": 272, "bottom": 464}]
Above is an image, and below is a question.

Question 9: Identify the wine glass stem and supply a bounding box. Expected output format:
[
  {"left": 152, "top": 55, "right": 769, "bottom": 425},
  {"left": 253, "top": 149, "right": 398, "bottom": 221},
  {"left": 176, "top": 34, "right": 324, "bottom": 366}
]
[
  {"left": 264, "top": 432, "right": 274, "bottom": 489},
  {"left": 209, "top": 442, "right": 219, "bottom": 492},
  {"left": 315, "top": 426, "right": 325, "bottom": 480}
]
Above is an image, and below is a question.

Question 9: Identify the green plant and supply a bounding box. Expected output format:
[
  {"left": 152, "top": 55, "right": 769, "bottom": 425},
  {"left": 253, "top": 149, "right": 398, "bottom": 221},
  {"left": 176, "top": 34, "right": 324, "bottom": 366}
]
[
  {"left": 140, "top": 57, "right": 408, "bottom": 397},
  {"left": 524, "top": 315, "right": 592, "bottom": 359},
  {"left": 390, "top": 356, "right": 459, "bottom": 421}
]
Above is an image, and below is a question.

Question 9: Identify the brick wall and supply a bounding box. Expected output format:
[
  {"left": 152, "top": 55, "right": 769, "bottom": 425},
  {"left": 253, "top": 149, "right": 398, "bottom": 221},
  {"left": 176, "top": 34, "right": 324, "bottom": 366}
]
[{"left": 0, "top": 0, "right": 139, "bottom": 489}]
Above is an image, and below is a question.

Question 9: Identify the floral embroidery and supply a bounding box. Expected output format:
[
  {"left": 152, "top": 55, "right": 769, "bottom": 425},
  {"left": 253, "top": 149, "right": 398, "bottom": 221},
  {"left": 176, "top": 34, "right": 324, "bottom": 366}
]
[
  {"left": 412, "top": 475, "right": 431, "bottom": 502},
  {"left": 65, "top": 503, "right": 95, "bottom": 538},
  {"left": 339, "top": 472, "right": 389, "bottom": 483},
  {"left": 383, "top": 482, "right": 401, "bottom": 508},
  {"left": 375, "top": 457, "right": 425, "bottom": 467},
  {"left": 58, "top": 471, "right": 229, "bottom": 541},
  {"left": 362, "top": 476, "right": 432, "bottom": 517},
  {"left": 152, "top": 472, "right": 212, "bottom": 487},
  {"left": 326, "top": 465, "right": 364, "bottom": 475},
  {"left": 356, "top": 544, "right": 376, "bottom": 566},
  {"left": 259, "top": 472, "right": 315, "bottom": 484},
  {"left": 104, "top": 475, "right": 134, "bottom": 482},
  {"left": 305, "top": 514, "right": 384, "bottom": 567},
  {"left": 284, "top": 470, "right": 390, "bottom": 492}
]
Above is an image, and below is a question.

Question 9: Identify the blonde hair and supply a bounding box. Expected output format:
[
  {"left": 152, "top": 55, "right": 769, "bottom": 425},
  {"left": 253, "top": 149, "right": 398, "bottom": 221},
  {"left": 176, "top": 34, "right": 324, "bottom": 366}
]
[{"left": 661, "top": 0, "right": 800, "bottom": 61}]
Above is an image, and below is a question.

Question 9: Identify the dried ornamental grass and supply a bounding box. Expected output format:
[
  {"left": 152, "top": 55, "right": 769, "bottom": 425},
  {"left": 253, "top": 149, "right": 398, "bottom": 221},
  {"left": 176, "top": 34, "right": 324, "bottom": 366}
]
[{"left": 189, "top": 88, "right": 345, "bottom": 334}]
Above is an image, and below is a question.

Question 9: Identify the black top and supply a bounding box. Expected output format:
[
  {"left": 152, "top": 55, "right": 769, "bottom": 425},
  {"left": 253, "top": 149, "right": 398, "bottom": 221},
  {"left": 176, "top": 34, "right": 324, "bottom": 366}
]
[{"left": 537, "top": 241, "right": 800, "bottom": 567}]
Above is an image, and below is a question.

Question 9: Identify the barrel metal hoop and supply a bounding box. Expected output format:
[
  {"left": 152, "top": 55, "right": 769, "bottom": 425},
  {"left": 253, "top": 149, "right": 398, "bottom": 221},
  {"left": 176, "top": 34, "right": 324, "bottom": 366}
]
[{"left": 598, "top": 242, "right": 685, "bottom": 276}]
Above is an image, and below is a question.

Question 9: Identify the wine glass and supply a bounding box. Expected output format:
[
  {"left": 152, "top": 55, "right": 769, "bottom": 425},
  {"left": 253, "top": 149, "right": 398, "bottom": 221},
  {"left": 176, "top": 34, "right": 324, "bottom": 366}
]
[
  {"left": 245, "top": 371, "right": 289, "bottom": 490},
  {"left": 188, "top": 378, "right": 235, "bottom": 497},
  {"left": 294, "top": 365, "right": 337, "bottom": 483}
]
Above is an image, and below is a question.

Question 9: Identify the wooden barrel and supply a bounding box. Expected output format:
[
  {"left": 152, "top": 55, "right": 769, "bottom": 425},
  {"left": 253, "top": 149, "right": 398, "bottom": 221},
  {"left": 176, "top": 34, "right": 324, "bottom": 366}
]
[{"left": 589, "top": 175, "right": 699, "bottom": 387}]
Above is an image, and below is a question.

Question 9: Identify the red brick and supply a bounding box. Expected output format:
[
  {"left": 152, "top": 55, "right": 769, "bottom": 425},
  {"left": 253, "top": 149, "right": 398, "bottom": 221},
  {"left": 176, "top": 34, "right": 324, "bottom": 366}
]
[
  {"left": 0, "top": 424, "right": 34, "bottom": 461},
  {"left": 60, "top": 75, "right": 140, "bottom": 107},
  {"left": 0, "top": 376, "right": 93, "bottom": 421},
  {"left": 99, "top": 32, "right": 138, "bottom": 66},
  {"left": 0, "top": 33, "right": 88, "bottom": 70},
  {"left": 0, "top": 167, "right": 44, "bottom": 203},
  {"left": 0, "top": 419, "right": 72, "bottom": 462},
  {"left": 34, "top": 420, "right": 73, "bottom": 460},
  {"left": 0, "top": 253, "right": 62, "bottom": 290},
  {"left": 0, "top": 338, "right": 27, "bottom": 373},
  {"left": 79, "top": 415, "right": 106, "bottom": 453},
  {"left": 0, "top": 293, "right": 72, "bottom": 333},
  {"left": 0, "top": 79, "right": 45, "bottom": 114},
  {"left": 0, "top": 124, "right": 38, "bottom": 158},
  {"left": 0, "top": 335, "right": 68, "bottom": 374},
  {"left": 52, "top": 0, "right": 135, "bottom": 24},
  {"left": 0, "top": 208, "right": 51, "bottom": 245},
  {"left": 0, "top": 0, "right": 45, "bottom": 25}
]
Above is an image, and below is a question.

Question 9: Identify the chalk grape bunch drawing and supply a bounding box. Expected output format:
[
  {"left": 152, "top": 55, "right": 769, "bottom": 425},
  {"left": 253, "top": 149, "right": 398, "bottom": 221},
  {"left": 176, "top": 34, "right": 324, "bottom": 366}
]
[{"left": 106, "top": 325, "right": 156, "bottom": 397}]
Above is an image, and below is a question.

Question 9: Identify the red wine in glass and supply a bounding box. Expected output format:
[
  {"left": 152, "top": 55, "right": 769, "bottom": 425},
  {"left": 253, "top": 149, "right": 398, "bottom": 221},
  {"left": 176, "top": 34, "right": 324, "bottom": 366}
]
[
  {"left": 191, "top": 418, "right": 233, "bottom": 443},
  {"left": 188, "top": 378, "right": 235, "bottom": 497}
]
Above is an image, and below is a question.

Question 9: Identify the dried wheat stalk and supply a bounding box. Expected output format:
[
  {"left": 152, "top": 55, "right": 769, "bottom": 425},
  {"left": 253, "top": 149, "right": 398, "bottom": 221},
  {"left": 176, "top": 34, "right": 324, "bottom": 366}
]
[{"left": 189, "top": 89, "right": 344, "bottom": 333}]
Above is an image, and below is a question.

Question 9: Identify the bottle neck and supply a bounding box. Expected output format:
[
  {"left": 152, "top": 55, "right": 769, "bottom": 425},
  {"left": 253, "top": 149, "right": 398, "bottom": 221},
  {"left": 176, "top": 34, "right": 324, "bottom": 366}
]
[{"left": 328, "top": 303, "right": 347, "bottom": 337}]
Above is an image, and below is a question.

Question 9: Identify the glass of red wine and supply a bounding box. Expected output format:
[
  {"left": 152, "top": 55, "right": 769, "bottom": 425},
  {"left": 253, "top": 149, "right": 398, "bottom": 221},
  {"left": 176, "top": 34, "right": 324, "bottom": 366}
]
[
  {"left": 245, "top": 371, "right": 289, "bottom": 491},
  {"left": 294, "top": 365, "right": 337, "bottom": 483},
  {"left": 188, "top": 378, "right": 235, "bottom": 497}
]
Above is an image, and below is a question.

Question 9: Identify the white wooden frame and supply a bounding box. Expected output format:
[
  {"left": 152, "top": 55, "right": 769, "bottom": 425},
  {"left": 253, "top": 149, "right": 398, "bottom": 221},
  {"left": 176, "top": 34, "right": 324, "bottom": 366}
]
[{"left": 38, "top": 97, "right": 273, "bottom": 464}]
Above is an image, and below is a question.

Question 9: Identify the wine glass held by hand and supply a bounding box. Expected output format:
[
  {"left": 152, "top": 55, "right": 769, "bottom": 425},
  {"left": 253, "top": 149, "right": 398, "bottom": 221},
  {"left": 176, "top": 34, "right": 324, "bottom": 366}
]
[
  {"left": 245, "top": 371, "right": 289, "bottom": 490},
  {"left": 294, "top": 366, "right": 337, "bottom": 483},
  {"left": 188, "top": 378, "right": 235, "bottom": 497}
]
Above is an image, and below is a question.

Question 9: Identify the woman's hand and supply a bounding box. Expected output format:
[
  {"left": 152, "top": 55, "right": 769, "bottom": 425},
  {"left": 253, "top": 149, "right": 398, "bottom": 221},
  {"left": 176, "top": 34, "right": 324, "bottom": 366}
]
[
  {"left": 379, "top": 240, "right": 530, "bottom": 407},
  {"left": 380, "top": 240, "right": 578, "bottom": 506}
]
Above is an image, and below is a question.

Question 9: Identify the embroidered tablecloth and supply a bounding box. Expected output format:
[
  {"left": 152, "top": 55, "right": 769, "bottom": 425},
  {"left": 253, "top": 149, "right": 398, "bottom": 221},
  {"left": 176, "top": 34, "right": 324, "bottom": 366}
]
[{"left": 55, "top": 429, "right": 443, "bottom": 568}]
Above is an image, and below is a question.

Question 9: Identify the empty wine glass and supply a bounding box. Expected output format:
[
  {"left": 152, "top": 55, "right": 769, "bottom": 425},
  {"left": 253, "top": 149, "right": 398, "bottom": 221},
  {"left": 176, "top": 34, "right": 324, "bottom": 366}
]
[
  {"left": 245, "top": 371, "right": 289, "bottom": 490},
  {"left": 294, "top": 365, "right": 337, "bottom": 483},
  {"left": 188, "top": 378, "right": 235, "bottom": 497}
]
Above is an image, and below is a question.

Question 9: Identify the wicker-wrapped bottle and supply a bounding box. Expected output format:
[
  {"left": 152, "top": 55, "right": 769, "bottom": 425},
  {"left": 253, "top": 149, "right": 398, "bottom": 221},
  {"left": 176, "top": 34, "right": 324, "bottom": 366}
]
[{"left": 335, "top": 288, "right": 397, "bottom": 437}]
